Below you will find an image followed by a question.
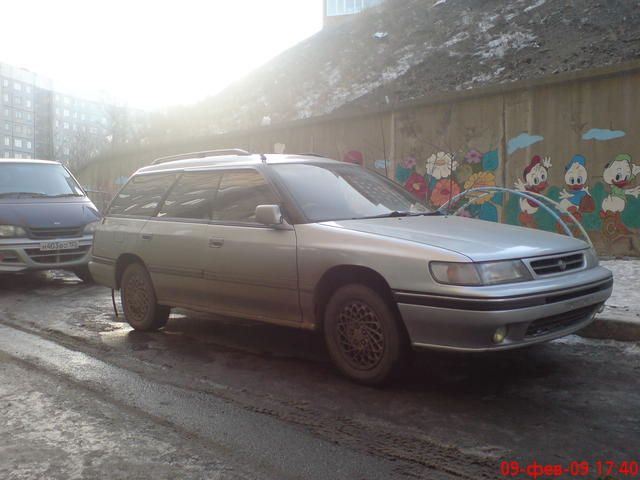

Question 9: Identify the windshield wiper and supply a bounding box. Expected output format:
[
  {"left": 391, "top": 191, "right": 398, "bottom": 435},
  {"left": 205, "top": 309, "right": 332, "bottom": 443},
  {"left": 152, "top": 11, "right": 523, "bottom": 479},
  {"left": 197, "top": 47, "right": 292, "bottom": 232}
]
[
  {"left": 356, "top": 211, "right": 422, "bottom": 219},
  {"left": 45, "top": 193, "right": 84, "bottom": 198},
  {"left": 0, "top": 192, "right": 48, "bottom": 198},
  {"left": 354, "top": 210, "right": 442, "bottom": 220}
]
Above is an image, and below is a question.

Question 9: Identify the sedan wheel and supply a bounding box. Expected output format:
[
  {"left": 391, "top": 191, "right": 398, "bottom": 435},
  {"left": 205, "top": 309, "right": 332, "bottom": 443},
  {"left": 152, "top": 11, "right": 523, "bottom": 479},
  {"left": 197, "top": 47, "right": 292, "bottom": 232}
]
[{"left": 120, "top": 262, "right": 169, "bottom": 331}]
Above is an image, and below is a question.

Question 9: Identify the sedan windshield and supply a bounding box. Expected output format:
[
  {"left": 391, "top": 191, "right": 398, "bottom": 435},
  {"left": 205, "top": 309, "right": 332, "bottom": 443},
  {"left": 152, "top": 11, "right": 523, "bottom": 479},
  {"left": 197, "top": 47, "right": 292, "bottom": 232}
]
[
  {"left": 0, "top": 163, "right": 84, "bottom": 198},
  {"left": 272, "top": 163, "right": 432, "bottom": 222}
]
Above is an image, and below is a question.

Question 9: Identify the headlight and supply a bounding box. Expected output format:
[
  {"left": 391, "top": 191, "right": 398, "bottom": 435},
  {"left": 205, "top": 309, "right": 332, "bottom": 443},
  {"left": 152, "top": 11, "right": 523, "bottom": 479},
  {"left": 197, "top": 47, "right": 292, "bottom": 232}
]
[
  {"left": 584, "top": 247, "right": 599, "bottom": 268},
  {"left": 0, "top": 225, "right": 27, "bottom": 238},
  {"left": 430, "top": 260, "right": 532, "bottom": 286},
  {"left": 83, "top": 221, "right": 100, "bottom": 234}
]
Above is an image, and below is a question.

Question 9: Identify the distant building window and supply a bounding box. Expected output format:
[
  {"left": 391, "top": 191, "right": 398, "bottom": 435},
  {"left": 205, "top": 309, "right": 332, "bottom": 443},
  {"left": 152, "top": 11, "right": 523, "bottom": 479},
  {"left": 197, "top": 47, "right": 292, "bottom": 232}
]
[
  {"left": 15, "top": 111, "right": 22, "bottom": 120},
  {"left": 4, "top": 151, "right": 10, "bottom": 158},
  {"left": 26, "top": 141, "right": 32, "bottom": 149},
  {"left": 3, "top": 136, "right": 9, "bottom": 146},
  {"left": 63, "top": 147, "right": 70, "bottom": 155},
  {"left": 2, "top": 93, "right": 8, "bottom": 102},
  {"left": 63, "top": 122, "right": 69, "bottom": 129},
  {"left": 25, "top": 85, "right": 32, "bottom": 94},
  {"left": 26, "top": 113, "right": 32, "bottom": 121},
  {"left": 14, "top": 138, "right": 22, "bottom": 148},
  {"left": 14, "top": 153, "right": 21, "bottom": 159},
  {"left": 14, "top": 97, "right": 21, "bottom": 106},
  {"left": 3, "top": 109, "right": 9, "bottom": 117},
  {"left": 2, "top": 79, "right": 8, "bottom": 87},
  {"left": 13, "top": 82, "right": 22, "bottom": 91},
  {"left": 25, "top": 99, "right": 32, "bottom": 108},
  {"left": 326, "top": 0, "right": 381, "bottom": 16},
  {"left": 63, "top": 109, "right": 70, "bottom": 117},
  {"left": 4, "top": 123, "right": 9, "bottom": 131},
  {"left": 64, "top": 97, "right": 70, "bottom": 105}
]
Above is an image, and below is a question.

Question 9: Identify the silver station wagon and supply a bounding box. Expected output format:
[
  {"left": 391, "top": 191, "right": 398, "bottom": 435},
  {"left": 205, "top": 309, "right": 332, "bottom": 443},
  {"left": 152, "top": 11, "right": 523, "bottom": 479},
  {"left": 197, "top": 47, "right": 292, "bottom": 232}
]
[{"left": 90, "top": 151, "right": 613, "bottom": 384}]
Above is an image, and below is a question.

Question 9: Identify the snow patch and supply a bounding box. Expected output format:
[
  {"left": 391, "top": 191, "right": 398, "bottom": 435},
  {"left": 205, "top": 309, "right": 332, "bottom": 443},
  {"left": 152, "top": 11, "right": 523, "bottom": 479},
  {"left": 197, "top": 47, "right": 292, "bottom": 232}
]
[
  {"left": 433, "top": 0, "right": 447, "bottom": 6},
  {"left": 475, "top": 31, "right": 537, "bottom": 59},
  {"left": 524, "top": 0, "right": 546, "bottom": 13}
]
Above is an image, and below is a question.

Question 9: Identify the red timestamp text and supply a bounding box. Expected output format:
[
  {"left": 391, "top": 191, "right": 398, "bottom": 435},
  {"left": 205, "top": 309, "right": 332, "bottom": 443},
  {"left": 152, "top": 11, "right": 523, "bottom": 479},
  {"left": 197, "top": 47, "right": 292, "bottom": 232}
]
[{"left": 500, "top": 460, "right": 640, "bottom": 478}]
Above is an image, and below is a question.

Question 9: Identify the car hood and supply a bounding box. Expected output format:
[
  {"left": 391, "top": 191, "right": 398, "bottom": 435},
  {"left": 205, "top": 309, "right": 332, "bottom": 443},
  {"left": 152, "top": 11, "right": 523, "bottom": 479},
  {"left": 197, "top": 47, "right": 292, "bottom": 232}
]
[
  {"left": 322, "top": 215, "right": 589, "bottom": 262},
  {"left": 0, "top": 200, "right": 100, "bottom": 229}
]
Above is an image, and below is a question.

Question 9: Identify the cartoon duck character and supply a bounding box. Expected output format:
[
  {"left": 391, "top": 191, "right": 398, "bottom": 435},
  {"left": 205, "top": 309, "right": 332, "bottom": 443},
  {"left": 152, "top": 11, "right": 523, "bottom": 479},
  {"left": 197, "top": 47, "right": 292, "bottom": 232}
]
[
  {"left": 514, "top": 155, "right": 552, "bottom": 229},
  {"left": 600, "top": 153, "right": 640, "bottom": 236},
  {"left": 558, "top": 154, "right": 595, "bottom": 222}
]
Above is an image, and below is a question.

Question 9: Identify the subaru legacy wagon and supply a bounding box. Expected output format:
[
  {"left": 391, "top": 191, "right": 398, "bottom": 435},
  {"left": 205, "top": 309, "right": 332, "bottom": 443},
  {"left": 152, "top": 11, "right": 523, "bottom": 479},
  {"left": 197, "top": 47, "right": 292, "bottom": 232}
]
[
  {"left": 89, "top": 151, "right": 613, "bottom": 384},
  {"left": 0, "top": 159, "right": 100, "bottom": 281}
]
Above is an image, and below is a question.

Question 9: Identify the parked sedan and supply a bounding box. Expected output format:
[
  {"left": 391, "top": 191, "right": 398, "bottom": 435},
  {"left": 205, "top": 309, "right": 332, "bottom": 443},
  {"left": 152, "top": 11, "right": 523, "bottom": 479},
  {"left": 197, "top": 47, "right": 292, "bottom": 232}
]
[{"left": 90, "top": 152, "right": 613, "bottom": 384}]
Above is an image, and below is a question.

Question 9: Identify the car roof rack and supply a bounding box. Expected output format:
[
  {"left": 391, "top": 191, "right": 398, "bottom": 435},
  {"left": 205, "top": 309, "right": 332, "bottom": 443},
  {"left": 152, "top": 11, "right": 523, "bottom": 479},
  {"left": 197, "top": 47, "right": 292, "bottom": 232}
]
[
  {"left": 151, "top": 149, "right": 251, "bottom": 165},
  {"left": 297, "top": 152, "right": 326, "bottom": 158}
]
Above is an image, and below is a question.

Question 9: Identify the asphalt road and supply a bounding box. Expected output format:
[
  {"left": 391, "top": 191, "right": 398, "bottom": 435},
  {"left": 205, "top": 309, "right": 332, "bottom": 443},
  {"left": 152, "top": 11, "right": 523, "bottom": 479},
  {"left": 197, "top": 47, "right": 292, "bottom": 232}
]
[{"left": 1, "top": 270, "right": 639, "bottom": 479}]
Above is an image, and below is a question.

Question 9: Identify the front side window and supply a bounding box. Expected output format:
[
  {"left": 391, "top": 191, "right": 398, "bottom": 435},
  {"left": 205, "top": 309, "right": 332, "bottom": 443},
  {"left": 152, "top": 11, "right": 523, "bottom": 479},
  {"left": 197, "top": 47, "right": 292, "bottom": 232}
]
[
  {"left": 157, "top": 172, "right": 221, "bottom": 220},
  {"left": 272, "top": 163, "right": 430, "bottom": 222},
  {"left": 108, "top": 173, "right": 176, "bottom": 217},
  {"left": 213, "top": 170, "right": 277, "bottom": 224},
  {"left": 0, "top": 163, "right": 84, "bottom": 198}
]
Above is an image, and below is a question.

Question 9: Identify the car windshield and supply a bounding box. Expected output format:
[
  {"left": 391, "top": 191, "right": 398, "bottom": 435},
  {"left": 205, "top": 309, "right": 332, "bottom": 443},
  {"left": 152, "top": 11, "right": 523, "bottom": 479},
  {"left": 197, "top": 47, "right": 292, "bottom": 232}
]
[
  {"left": 0, "top": 163, "right": 84, "bottom": 198},
  {"left": 272, "top": 163, "right": 433, "bottom": 222}
]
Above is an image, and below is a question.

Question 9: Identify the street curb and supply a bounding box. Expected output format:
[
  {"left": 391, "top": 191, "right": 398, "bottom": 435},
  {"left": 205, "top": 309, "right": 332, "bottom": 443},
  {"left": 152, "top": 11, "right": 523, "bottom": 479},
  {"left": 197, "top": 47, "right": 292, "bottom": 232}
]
[{"left": 578, "top": 316, "right": 640, "bottom": 342}]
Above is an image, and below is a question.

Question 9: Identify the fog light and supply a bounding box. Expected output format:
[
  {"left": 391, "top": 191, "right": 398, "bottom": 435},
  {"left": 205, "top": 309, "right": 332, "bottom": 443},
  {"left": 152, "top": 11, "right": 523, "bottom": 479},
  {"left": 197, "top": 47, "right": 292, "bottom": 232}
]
[{"left": 493, "top": 326, "right": 508, "bottom": 344}]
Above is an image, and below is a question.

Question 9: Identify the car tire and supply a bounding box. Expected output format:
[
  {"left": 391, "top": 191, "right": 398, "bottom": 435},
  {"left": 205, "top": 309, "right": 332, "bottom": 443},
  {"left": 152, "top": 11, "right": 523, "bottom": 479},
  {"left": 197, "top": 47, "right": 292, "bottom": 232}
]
[
  {"left": 120, "top": 262, "right": 169, "bottom": 331},
  {"left": 71, "top": 266, "right": 94, "bottom": 283},
  {"left": 323, "top": 284, "right": 407, "bottom": 385}
]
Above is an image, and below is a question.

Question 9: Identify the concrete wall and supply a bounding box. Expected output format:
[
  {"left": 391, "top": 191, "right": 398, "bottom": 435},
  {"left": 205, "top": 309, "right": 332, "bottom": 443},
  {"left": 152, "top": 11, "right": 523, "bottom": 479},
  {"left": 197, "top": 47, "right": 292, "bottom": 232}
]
[{"left": 78, "top": 64, "right": 640, "bottom": 257}]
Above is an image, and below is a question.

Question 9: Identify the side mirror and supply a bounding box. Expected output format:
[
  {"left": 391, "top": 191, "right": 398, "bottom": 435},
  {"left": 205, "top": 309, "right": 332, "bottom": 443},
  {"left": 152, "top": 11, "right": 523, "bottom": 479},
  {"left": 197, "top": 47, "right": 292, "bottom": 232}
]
[{"left": 255, "top": 204, "right": 284, "bottom": 227}]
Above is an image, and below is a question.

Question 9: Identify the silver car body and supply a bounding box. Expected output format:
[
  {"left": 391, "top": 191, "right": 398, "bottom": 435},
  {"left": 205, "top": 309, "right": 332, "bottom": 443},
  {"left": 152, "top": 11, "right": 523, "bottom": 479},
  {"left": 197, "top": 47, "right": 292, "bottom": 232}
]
[{"left": 90, "top": 154, "right": 612, "bottom": 352}]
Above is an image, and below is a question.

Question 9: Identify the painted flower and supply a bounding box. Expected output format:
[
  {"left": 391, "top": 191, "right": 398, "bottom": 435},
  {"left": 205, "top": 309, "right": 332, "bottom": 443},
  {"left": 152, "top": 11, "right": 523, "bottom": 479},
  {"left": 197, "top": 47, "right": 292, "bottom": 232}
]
[
  {"left": 465, "top": 149, "right": 482, "bottom": 164},
  {"left": 425, "top": 152, "right": 458, "bottom": 179},
  {"left": 463, "top": 171, "right": 496, "bottom": 205},
  {"left": 404, "top": 156, "right": 417, "bottom": 169},
  {"left": 455, "top": 163, "right": 474, "bottom": 184},
  {"left": 404, "top": 173, "right": 428, "bottom": 200},
  {"left": 430, "top": 178, "right": 461, "bottom": 207}
]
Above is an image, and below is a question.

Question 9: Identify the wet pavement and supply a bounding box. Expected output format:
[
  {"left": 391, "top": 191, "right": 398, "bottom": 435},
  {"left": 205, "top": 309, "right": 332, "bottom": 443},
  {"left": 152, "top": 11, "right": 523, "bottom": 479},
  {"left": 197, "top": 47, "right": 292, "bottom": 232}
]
[{"left": 1, "top": 270, "right": 639, "bottom": 479}]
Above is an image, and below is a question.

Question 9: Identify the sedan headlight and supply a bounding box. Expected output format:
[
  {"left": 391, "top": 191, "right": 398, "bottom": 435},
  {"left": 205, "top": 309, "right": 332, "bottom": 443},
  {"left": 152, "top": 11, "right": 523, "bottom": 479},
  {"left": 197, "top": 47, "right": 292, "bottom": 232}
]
[
  {"left": 83, "top": 221, "right": 100, "bottom": 234},
  {"left": 0, "top": 225, "right": 27, "bottom": 238},
  {"left": 430, "top": 260, "right": 532, "bottom": 286}
]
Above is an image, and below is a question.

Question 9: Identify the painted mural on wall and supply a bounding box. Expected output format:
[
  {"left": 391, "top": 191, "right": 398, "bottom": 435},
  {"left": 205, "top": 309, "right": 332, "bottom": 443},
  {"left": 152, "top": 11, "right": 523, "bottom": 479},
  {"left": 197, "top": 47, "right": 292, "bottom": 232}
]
[
  {"left": 395, "top": 148, "right": 502, "bottom": 221},
  {"left": 503, "top": 128, "right": 640, "bottom": 249},
  {"left": 388, "top": 123, "right": 638, "bottom": 252}
]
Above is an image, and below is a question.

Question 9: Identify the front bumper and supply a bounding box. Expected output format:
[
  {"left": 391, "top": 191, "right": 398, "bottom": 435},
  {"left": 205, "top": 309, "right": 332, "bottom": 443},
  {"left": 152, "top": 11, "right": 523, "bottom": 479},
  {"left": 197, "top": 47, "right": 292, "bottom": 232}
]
[
  {"left": 395, "top": 271, "right": 613, "bottom": 352},
  {"left": 0, "top": 236, "right": 93, "bottom": 272}
]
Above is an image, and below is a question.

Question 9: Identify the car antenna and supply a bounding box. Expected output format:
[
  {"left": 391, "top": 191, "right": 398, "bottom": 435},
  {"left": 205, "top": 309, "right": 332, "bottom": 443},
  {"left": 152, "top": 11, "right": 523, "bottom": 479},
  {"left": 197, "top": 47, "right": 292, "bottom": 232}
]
[{"left": 260, "top": 153, "right": 267, "bottom": 163}]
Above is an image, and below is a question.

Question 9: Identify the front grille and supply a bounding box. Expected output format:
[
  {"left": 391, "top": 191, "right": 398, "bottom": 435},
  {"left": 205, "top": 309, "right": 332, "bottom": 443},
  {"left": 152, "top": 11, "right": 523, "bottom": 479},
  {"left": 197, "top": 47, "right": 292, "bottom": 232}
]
[
  {"left": 0, "top": 250, "right": 20, "bottom": 264},
  {"left": 24, "top": 245, "right": 91, "bottom": 264},
  {"left": 28, "top": 227, "right": 83, "bottom": 239},
  {"left": 525, "top": 305, "right": 597, "bottom": 338},
  {"left": 529, "top": 253, "right": 584, "bottom": 276}
]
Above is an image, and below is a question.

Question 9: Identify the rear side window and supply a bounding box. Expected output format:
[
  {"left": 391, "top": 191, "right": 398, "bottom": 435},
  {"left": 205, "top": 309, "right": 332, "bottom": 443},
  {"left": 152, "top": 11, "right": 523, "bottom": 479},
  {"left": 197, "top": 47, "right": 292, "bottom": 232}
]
[
  {"left": 157, "top": 172, "right": 221, "bottom": 220},
  {"left": 108, "top": 173, "right": 176, "bottom": 217},
  {"left": 213, "top": 170, "right": 278, "bottom": 223}
]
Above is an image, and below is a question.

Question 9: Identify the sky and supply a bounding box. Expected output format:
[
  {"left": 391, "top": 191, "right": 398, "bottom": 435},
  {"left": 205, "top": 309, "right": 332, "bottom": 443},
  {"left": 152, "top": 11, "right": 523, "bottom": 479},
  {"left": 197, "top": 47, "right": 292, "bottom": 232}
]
[{"left": 0, "top": 0, "right": 323, "bottom": 110}]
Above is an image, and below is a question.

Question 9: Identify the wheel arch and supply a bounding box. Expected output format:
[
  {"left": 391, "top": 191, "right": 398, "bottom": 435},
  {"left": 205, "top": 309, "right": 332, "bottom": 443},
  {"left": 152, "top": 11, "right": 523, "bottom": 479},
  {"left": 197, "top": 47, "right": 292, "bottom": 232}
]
[
  {"left": 313, "top": 265, "right": 401, "bottom": 330},
  {"left": 115, "top": 253, "right": 146, "bottom": 289}
]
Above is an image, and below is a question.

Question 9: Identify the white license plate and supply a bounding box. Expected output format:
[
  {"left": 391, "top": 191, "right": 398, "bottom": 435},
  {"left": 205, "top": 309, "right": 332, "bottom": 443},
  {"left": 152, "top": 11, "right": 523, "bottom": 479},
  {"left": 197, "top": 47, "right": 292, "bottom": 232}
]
[{"left": 39, "top": 240, "right": 80, "bottom": 251}]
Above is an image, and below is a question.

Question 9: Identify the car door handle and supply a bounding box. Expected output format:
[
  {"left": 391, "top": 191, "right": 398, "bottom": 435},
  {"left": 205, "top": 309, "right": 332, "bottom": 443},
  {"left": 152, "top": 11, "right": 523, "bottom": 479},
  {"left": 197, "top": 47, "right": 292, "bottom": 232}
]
[
  {"left": 208, "top": 237, "right": 224, "bottom": 248},
  {"left": 141, "top": 234, "right": 153, "bottom": 240}
]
